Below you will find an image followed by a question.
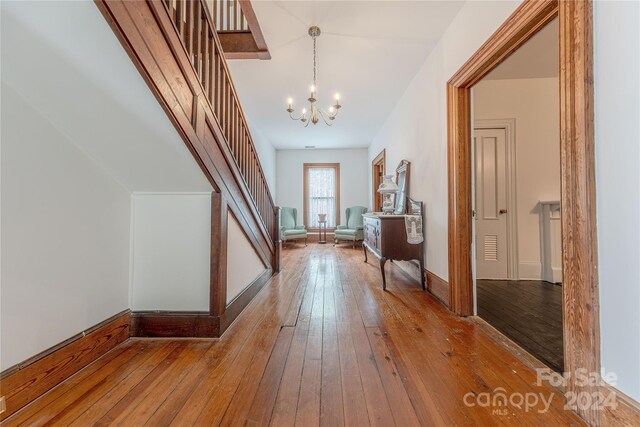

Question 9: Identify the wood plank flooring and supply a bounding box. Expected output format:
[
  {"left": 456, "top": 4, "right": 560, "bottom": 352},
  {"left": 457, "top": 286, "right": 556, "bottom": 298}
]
[
  {"left": 477, "top": 279, "right": 564, "bottom": 373},
  {"left": 3, "top": 246, "right": 583, "bottom": 426}
]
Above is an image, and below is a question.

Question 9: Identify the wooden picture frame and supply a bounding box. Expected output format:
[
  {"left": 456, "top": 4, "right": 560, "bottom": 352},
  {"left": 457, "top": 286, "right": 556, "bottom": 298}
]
[{"left": 446, "top": 0, "right": 600, "bottom": 424}]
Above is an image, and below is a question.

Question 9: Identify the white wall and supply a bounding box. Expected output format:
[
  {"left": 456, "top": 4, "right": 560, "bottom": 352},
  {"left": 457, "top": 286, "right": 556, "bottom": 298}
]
[
  {"left": 248, "top": 120, "right": 277, "bottom": 200},
  {"left": 1, "top": 84, "right": 131, "bottom": 370},
  {"left": 1, "top": 1, "right": 212, "bottom": 194},
  {"left": 276, "top": 149, "right": 369, "bottom": 226},
  {"left": 593, "top": 0, "right": 640, "bottom": 400},
  {"left": 369, "top": 0, "right": 639, "bottom": 401},
  {"left": 1, "top": 0, "right": 214, "bottom": 369},
  {"left": 474, "top": 78, "right": 560, "bottom": 280},
  {"left": 130, "top": 193, "right": 212, "bottom": 311},
  {"left": 226, "top": 214, "right": 267, "bottom": 303},
  {"left": 368, "top": 1, "right": 521, "bottom": 280}
]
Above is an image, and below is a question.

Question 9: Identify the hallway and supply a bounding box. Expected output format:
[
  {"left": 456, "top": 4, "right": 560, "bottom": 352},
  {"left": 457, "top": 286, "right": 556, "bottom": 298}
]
[{"left": 4, "top": 246, "right": 583, "bottom": 426}]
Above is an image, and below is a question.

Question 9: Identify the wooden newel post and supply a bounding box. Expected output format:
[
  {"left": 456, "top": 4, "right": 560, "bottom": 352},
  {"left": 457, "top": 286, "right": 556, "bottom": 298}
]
[{"left": 273, "top": 206, "right": 282, "bottom": 272}]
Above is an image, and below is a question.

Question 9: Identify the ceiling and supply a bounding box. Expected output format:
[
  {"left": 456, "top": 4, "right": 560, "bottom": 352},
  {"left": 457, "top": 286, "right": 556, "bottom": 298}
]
[
  {"left": 227, "top": 0, "right": 465, "bottom": 150},
  {"left": 484, "top": 17, "right": 558, "bottom": 81}
]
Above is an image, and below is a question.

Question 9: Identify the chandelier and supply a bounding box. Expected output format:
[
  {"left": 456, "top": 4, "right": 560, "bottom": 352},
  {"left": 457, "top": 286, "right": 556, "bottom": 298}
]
[{"left": 286, "top": 26, "right": 341, "bottom": 127}]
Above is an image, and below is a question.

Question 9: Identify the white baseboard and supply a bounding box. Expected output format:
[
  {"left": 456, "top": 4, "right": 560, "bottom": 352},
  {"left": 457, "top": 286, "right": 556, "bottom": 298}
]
[
  {"left": 552, "top": 267, "right": 562, "bottom": 283},
  {"left": 518, "top": 261, "right": 542, "bottom": 280}
]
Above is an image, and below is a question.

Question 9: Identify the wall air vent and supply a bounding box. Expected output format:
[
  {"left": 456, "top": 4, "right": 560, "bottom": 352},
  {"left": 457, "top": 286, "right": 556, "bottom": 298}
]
[
  {"left": 305, "top": 146, "right": 316, "bottom": 149},
  {"left": 484, "top": 235, "right": 498, "bottom": 261}
]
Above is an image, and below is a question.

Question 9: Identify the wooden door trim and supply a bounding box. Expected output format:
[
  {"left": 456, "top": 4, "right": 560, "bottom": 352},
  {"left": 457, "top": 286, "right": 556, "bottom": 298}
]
[
  {"left": 447, "top": 0, "right": 600, "bottom": 424},
  {"left": 371, "top": 149, "right": 386, "bottom": 212},
  {"left": 474, "top": 119, "right": 519, "bottom": 279},
  {"left": 303, "top": 163, "right": 341, "bottom": 231}
]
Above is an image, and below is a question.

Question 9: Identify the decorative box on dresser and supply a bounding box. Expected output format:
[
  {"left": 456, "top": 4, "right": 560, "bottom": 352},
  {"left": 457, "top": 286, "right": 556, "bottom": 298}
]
[{"left": 363, "top": 213, "right": 425, "bottom": 290}]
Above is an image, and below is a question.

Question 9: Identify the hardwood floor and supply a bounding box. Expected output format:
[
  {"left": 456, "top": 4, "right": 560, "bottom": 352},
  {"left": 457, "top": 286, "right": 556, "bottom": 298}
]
[
  {"left": 477, "top": 279, "right": 564, "bottom": 373},
  {"left": 3, "top": 246, "right": 583, "bottom": 426}
]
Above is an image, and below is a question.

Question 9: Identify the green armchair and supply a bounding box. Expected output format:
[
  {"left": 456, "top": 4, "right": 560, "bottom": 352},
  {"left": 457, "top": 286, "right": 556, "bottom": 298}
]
[
  {"left": 280, "top": 207, "right": 307, "bottom": 247},
  {"left": 334, "top": 206, "right": 369, "bottom": 247}
]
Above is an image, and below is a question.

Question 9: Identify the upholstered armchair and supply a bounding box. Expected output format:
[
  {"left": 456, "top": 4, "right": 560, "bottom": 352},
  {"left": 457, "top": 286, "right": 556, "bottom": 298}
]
[
  {"left": 334, "top": 206, "right": 368, "bottom": 247},
  {"left": 280, "top": 207, "right": 307, "bottom": 247}
]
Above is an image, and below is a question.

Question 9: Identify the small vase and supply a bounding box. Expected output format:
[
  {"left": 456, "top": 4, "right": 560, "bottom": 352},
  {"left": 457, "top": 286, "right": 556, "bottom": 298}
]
[{"left": 318, "top": 213, "right": 327, "bottom": 222}]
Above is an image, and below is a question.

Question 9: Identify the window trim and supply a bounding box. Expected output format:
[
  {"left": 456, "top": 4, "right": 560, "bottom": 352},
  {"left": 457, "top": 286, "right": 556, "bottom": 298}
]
[{"left": 303, "top": 163, "right": 340, "bottom": 232}]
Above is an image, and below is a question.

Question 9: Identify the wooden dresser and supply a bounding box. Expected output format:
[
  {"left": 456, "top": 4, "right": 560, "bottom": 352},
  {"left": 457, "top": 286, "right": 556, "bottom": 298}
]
[{"left": 362, "top": 214, "right": 425, "bottom": 290}]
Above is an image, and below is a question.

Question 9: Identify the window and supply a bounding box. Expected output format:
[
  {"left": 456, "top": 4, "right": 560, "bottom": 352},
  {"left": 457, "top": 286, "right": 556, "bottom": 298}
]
[{"left": 303, "top": 163, "right": 340, "bottom": 229}]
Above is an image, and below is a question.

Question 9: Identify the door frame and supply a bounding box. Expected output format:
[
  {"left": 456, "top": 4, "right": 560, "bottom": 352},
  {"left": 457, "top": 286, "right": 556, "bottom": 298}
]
[
  {"left": 447, "top": 1, "right": 600, "bottom": 424},
  {"left": 473, "top": 119, "right": 519, "bottom": 280},
  {"left": 371, "top": 149, "right": 386, "bottom": 212}
]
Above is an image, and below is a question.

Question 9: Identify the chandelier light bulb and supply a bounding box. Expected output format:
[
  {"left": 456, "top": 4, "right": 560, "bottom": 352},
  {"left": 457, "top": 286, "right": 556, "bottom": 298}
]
[
  {"left": 335, "top": 93, "right": 340, "bottom": 100},
  {"left": 287, "top": 97, "right": 293, "bottom": 105},
  {"left": 302, "top": 108, "right": 307, "bottom": 115},
  {"left": 329, "top": 106, "right": 335, "bottom": 113}
]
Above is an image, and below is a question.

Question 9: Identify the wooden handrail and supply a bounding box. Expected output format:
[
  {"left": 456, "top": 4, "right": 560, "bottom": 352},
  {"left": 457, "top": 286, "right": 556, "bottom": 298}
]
[{"left": 163, "top": 0, "right": 277, "bottom": 242}]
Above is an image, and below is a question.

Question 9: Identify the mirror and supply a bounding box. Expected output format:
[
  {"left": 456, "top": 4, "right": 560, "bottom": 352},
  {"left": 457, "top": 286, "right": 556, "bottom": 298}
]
[{"left": 394, "top": 160, "right": 410, "bottom": 214}]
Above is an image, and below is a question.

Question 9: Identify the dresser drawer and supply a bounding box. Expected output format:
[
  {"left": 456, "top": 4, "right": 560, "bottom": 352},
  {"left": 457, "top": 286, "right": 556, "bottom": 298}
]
[{"left": 364, "top": 217, "right": 381, "bottom": 253}]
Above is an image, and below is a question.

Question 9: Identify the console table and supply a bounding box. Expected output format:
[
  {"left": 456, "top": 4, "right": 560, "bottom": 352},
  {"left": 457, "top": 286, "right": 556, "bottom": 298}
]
[{"left": 363, "top": 213, "right": 425, "bottom": 290}]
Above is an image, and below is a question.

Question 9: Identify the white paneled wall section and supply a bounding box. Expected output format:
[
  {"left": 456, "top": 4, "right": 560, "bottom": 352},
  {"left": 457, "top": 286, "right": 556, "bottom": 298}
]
[{"left": 130, "top": 193, "right": 213, "bottom": 312}]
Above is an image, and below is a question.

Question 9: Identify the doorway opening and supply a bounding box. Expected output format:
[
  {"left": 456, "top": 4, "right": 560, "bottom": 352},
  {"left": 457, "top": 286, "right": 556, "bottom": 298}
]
[
  {"left": 446, "top": 1, "right": 599, "bottom": 422},
  {"left": 371, "top": 149, "right": 386, "bottom": 212},
  {"left": 471, "top": 18, "right": 563, "bottom": 372}
]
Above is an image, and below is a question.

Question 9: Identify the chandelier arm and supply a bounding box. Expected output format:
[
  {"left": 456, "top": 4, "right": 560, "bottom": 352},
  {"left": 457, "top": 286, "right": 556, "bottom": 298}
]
[
  {"left": 288, "top": 110, "right": 306, "bottom": 121},
  {"left": 317, "top": 109, "right": 334, "bottom": 126}
]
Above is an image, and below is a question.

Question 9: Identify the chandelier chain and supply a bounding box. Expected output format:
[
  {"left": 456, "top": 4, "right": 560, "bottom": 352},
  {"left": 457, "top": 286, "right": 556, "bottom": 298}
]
[{"left": 313, "top": 35, "right": 317, "bottom": 89}]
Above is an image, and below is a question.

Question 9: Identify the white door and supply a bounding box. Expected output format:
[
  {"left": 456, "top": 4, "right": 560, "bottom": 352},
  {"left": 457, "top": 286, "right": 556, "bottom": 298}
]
[{"left": 475, "top": 128, "right": 509, "bottom": 279}]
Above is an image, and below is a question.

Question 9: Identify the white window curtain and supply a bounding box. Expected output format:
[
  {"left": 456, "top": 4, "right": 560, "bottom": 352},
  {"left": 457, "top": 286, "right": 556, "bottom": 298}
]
[{"left": 307, "top": 167, "right": 337, "bottom": 228}]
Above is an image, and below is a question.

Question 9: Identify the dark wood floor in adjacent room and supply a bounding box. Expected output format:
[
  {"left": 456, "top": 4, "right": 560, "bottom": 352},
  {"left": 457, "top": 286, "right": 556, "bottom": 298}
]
[
  {"left": 477, "top": 279, "right": 564, "bottom": 373},
  {"left": 4, "top": 246, "right": 582, "bottom": 426}
]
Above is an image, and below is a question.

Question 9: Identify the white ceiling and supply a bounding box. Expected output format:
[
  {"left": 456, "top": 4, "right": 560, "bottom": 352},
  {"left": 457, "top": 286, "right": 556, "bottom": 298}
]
[
  {"left": 484, "top": 17, "right": 558, "bottom": 81},
  {"left": 228, "top": 0, "right": 465, "bottom": 150}
]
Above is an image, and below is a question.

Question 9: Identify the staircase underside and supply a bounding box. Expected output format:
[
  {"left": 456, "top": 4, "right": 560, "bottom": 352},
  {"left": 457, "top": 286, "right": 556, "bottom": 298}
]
[{"left": 219, "top": 31, "right": 270, "bottom": 60}]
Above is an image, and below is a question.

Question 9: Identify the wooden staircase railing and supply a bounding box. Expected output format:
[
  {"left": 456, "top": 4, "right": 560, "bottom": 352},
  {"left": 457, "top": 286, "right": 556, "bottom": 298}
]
[
  {"left": 163, "top": 0, "right": 276, "bottom": 242},
  {"left": 206, "top": 0, "right": 270, "bottom": 59},
  {"left": 97, "top": 0, "right": 277, "bottom": 268},
  {"left": 96, "top": 0, "right": 280, "bottom": 338},
  {"left": 209, "top": 0, "right": 249, "bottom": 32}
]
